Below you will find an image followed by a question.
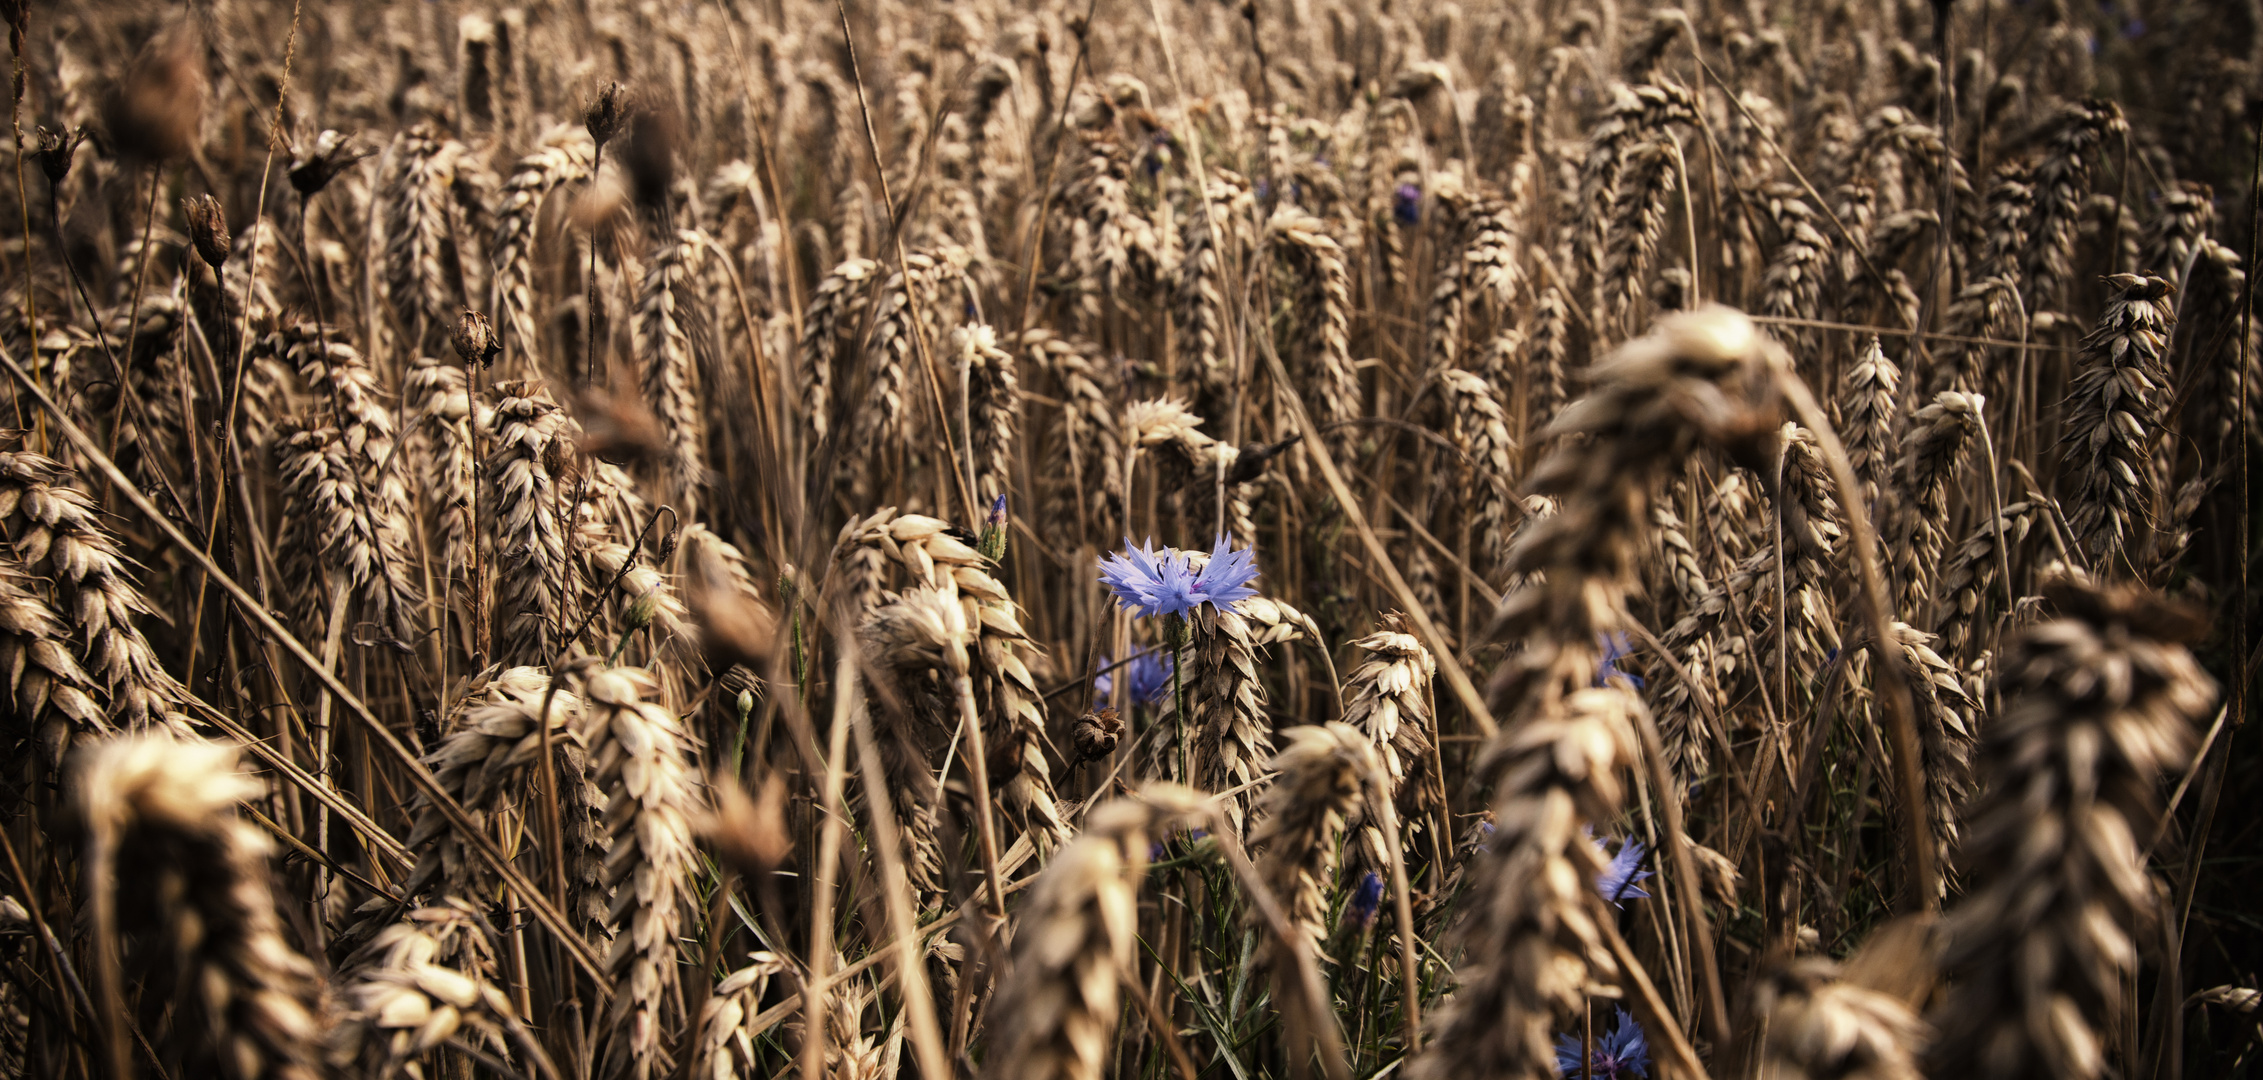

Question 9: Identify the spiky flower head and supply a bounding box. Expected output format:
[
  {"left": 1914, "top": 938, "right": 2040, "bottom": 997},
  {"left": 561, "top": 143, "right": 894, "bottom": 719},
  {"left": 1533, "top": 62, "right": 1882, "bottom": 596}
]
[
  {"left": 1097, "top": 534, "right": 1260, "bottom": 618},
  {"left": 1554, "top": 1007, "right": 1652, "bottom": 1079},
  {"left": 1095, "top": 649, "right": 1175, "bottom": 705},
  {"left": 33, "top": 126, "right": 83, "bottom": 185},
  {"left": 1594, "top": 832, "right": 1653, "bottom": 907},
  {"left": 1595, "top": 632, "right": 1645, "bottom": 689},
  {"left": 1344, "top": 871, "right": 1385, "bottom": 932}
]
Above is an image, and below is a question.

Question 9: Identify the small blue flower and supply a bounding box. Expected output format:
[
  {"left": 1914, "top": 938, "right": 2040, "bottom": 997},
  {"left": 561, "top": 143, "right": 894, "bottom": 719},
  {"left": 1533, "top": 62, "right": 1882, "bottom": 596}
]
[
  {"left": 1596, "top": 632, "right": 1645, "bottom": 689},
  {"left": 986, "top": 493, "right": 1008, "bottom": 529},
  {"left": 1095, "top": 649, "right": 1175, "bottom": 705},
  {"left": 1345, "top": 871, "right": 1384, "bottom": 932},
  {"left": 1097, "top": 534, "right": 1261, "bottom": 619},
  {"left": 1593, "top": 831, "right": 1653, "bottom": 908},
  {"left": 1554, "top": 1007, "right": 1651, "bottom": 1079},
  {"left": 1393, "top": 183, "right": 1422, "bottom": 225}
]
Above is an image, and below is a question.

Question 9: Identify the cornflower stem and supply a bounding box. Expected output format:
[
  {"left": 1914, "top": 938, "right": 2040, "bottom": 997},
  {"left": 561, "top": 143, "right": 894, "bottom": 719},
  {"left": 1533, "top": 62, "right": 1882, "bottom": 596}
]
[{"left": 1168, "top": 612, "right": 1188, "bottom": 784}]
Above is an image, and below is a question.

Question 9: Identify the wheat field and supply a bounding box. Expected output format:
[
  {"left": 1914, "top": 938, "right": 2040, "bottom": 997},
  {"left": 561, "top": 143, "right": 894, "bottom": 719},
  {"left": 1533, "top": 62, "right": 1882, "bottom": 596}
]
[{"left": 0, "top": 0, "right": 2254, "bottom": 1077}]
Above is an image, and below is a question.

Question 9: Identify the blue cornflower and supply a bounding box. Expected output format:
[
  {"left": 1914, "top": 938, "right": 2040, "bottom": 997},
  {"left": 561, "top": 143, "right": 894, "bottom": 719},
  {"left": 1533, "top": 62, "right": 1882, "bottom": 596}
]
[
  {"left": 1097, "top": 534, "right": 1261, "bottom": 618},
  {"left": 1393, "top": 183, "right": 1422, "bottom": 225},
  {"left": 1596, "top": 632, "right": 1645, "bottom": 689},
  {"left": 1593, "top": 830, "right": 1653, "bottom": 908},
  {"left": 1554, "top": 1007, "right": 1651, "bottom": 1079},
  {"left": 986, "top": 493, "right": 1008, "bottom": 528},
  {"left": 1345, "top": 871, "right": 1384, "bottom": 932},
  {"left": 1095, "top": 649, "right": 1175, "bottom": 706}
]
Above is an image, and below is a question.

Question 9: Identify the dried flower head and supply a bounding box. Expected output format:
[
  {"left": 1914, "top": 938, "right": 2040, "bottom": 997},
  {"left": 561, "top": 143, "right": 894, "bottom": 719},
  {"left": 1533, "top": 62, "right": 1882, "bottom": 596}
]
[
  {"left": 102, "top": 24, "right": 206, "bottom": 162},
  {"left": 585, "top": 81, "right": 630, "bottom": 149},
  {"left": 1071, "top": 706, "right": 1125, "bottom": 763},
  {"left": 451, "top": 309, "right": 499, "bottom": 368},
  {"left": 32, "top": 126, "right": 83, "bottom": 185},
  {"left": 288, "top": 129, "right": 372, "bottom": 196},
  {"left": 623, "top": 94, "right": 682, "bottom": 207},
  {"left": 181, "top": 194, "right": 230, "bottom": 268},
  {"left": 703, "top": 774, "right": 792, "bottom": 879}
]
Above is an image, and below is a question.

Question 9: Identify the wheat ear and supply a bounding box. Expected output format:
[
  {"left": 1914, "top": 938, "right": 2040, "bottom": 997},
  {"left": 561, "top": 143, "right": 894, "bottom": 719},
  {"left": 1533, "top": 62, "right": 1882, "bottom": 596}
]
[
  {"left": 490, "top": 125, "right": 595, "bottom": 377},
  {"left": 2062, "top": 273, "right": 2175, "bottom": 567},
  {"left": 1752, "top": 956, "right": 1927, "bottom": 1080},
  {"left": 337, "top": 897, "right": 561, "bottom": 1080},
  {"left": 76, "top": 734, "right": 328, "bottom": 1080},
  {"left": 1927, "top": 576, "right": 2215, "bottom": 1080},
  {"left": 635, "top": 226, "right": 711, "bottom": 512},
  {"left": 0, "top": 449, "right": 193, "bottom": 733},
  {"left": 984, "top": 785, "right": 1205, "bottom": 1080},
  {"left": 1250, "top": 722, "right": 1377, "bottom": 979},
  {"left": 1413, "top": 307, "right": 1781, "bottom": 1080},
  {"left": 584, "top": 666, "right": 707, "bottom": 1080}
]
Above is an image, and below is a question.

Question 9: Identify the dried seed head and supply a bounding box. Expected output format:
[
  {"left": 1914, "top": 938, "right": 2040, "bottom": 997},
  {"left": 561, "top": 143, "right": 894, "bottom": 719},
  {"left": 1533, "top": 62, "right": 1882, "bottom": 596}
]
[
  {"left": 703, "top": 774, "right": 792, "bottom": 879},
  {"left": 572, "top": 387, "right": 667, "bottom": 465},
  {"left": 451, "top": 309, "right": 499, "bottom": 368},
  {"left": 32, "top": 126, "right": 81, "bottom": 185},
  {"left": 1072, "top": 706, "right": 1124, "bottom": 763},
  {"left": 180, "top": 194, "right": 230, "bottom": 268},
  {"left": 101, "top": 24, "right": 206, "bottom": 163},
  {"left": 287, "top": 129, "right": 371, "bottom": 196},
  {"left": 585, "top": 81, "right": 630, "bottom": 149},
  {"left": 623, "top": 95, "right": 682, "bottom": 207}
]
